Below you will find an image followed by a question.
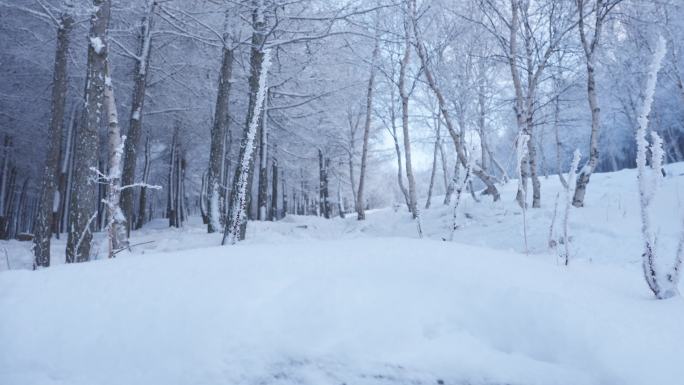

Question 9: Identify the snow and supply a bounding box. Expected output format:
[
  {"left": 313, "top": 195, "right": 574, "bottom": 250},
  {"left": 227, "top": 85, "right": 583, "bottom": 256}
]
[
  {"left": 2, "top": 164, "right": 684, "bottom": 385},
  {"left": 89, "top": 37, "right": 105, "bottom": 54}
]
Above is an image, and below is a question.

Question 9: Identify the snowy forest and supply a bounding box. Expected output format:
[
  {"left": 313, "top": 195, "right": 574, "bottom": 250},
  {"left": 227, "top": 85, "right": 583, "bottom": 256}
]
[{"left": 1, "top": 0, "right": 684, "bottom": 384}]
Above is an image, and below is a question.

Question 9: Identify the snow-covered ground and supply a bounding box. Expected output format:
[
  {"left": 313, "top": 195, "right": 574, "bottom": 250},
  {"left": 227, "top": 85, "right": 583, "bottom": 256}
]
[{"left": 1, "top": 165, "right": 683, "bottom": 385}]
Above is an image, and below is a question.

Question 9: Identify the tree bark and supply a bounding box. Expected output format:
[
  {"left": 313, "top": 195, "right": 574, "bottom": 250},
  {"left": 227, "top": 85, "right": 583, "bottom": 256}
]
[{"left": 33, "top": 14, "right": 73, "bottom": 268}]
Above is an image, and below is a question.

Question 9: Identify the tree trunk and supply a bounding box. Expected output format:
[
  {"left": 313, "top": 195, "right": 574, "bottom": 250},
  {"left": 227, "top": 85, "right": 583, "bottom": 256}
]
[
  {"left": 389, "top": 91, "right": 410, "bottom": 209},
  {"left": 552, "top": 92, "right": 568, "bottom": 188},
  {"left": 223, "top": 48, "right": 271, "bottom": 244},
  {"left": 66, "top": 0, "right": 110, "bottom": 263},
  {"left": 33, "top": 14, "right": 72, "bottom": 268},
  {"left": 356, "top": 31, "right": 379, "bottom": 220},
  {"left": 318, "top": 149, "right": 330, "bottom": 219},
  {"left": 224, "top": 1, "right": 267, "bottom": 242},
  {"left": 425, "top": 119, "right": 441, "bottom": 209},
  {"left": 207, "top": 45, "right": 234, "bottom": 232},
  {"left": 135, "top": 136, "right": 151, "bottom": 229},
  {"left": 168, "top": 127, "right": 178, "bottom": 227},
  {"left": 121, "top": 0, "right": 156, "bottom": 235},
  {"left": 60, "top": 118, "right": 76, "bottom": 235},
  {"left": 257, "top": 94, "right": 270, "bottom": 221},
  {"left": 270, "top": 153, "right": 278, "bottom": 221}
]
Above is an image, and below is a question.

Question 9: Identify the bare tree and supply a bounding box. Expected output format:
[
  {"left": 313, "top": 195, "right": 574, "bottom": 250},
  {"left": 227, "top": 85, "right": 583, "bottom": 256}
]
[{"left": 411, "top": 0, "right": 500, "bottom": 202}]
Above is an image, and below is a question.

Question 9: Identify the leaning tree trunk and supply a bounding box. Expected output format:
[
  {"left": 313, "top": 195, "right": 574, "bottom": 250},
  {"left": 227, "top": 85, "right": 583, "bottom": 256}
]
[
  {"left": 66, "top": 0, "right": 111, "bottom": 263},
  {"left": 33, "top": 14, "right": 73, "bottom": 268},
  {"left": 222, "top": 47, "right": 271, "bottom": 245},
  {"left": 356, "top": 31, "right": 379, "bottom": 220},
  {"left": 120, "top": 0, "right": 156, "bottom": 235},
  {"left": 207, "top": 44, "right": 234, "bottom": 232},
  {"left": 225, "top": 1, "right": 267, "bottom": 241}
]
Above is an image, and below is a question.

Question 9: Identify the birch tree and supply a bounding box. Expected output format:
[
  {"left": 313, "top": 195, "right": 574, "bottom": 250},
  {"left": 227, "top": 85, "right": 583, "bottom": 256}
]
[
  {"left": 572, "top": 0, "right": 621, "bottom": 207},
  {"left": 103, "top": 62, "right": 128, "bottom": 257}
]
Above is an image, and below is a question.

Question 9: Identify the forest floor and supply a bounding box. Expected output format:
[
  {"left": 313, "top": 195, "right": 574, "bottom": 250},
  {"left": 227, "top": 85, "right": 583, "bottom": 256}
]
[{"left": 1, "top": 164, "right": 684, "bottom": 385}]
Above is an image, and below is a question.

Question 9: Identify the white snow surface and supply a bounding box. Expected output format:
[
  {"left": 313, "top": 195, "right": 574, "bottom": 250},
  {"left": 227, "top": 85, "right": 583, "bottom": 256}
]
[{"left": 1, "top": 165, "right": 684, "bottom": 385}]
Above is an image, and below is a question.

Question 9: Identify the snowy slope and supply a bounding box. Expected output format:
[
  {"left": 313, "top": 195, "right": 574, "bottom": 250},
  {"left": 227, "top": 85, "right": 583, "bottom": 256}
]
[
  {"left": 1, "top": 165, "right": 684, "bottom": 385},
  {"left": 2, "top": 238, "right": 684, "bottom": 385}
]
